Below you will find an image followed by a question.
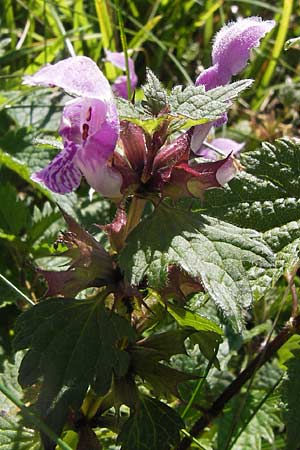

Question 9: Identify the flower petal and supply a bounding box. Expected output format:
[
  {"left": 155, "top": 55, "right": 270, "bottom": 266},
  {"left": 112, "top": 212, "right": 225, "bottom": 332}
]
[
  {"left": 32, "top": 141, "right": 82, "bottom": 194},
  {"left": 212, "top": 17, "right": 275, "bottom": 76},
  {"left": 196, "top": 17, "right": 275, "bottom": 89},
  {"left": 195, "top": 64, "right": 230, "bottom": 91},
  {"left": 73, "top": 100, "right": 122, "bottom": 197},
  {"left": 23, "top": 56, "right": 113, "bottom": 101},
  {"left": 113, "top": 75, "right": 131, "bottom": 99},
  {"left": 190, "top": 123, "right": 213, "bottom": 153},
  {"left": 216, "top": 156, "right": 238, "bottom": 185},
  {"left": 197, "top": 137, "right": 245, "bottom": 159},
  {"left": 76, "top": 155, "right": 122, "bottom": 198},
  {"left": 105, "top": 50, "right": 138, "bottom": 99}
]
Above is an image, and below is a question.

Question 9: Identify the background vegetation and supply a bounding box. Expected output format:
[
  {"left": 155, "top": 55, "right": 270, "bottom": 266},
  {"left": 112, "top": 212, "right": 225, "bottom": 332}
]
[{"left": 1, "top": 1, "right": 300, "bottom": 449}]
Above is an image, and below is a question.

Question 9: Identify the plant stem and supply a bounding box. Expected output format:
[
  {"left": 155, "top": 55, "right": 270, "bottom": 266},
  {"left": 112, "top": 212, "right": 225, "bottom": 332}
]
[
  {"left": 177, "top": 314, "right": 300, "bottom": 450},
  {"left": 48, "top": 1, "right": 76, "bottom": 57},
  {"left": 124, "top": 196, "right": 146, "bottom": 240},
  {"left": 115, "top": 0, "right": 132, "bottom": 99},
  {"left": 0, "top": 273, "right": 35, "bottom": 306},
  {"left": 181, "top": 348, "right": 217, "bottom": 419},
  {"left": 227, "top": 376, "right": 282, "bottom": 450},
  {"left": 0, "top": 382, "right": 73, "bottom": 450}
]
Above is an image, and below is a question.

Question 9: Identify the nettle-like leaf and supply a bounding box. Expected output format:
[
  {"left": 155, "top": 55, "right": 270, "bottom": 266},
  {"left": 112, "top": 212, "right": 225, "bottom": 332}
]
[
  {"left": 117, "top": 76, "right": 252, "bottom": 134},
  {"left": 13, "top": 296, "right": 136, "bottom": 449},
  {"left": 0, "top": 415, "right": 42, "bottom": 450},
  {"left": 142, "top": 68, "right": 168, "bottom": 115},
  {"left": 205, "top": 138, "right": 300, "bottom": 299},
  {"left": 130, "top": 329, "right": 197, "bottom": 397},
  {"left": 118, "top": 395, "right": 184, "bottom": 450},
  {"left": 281, "top": 350, "right": 300, "bottom": 450},
  {"left": 169, "top": 79, "right": 253, "bottom": 128},
  {"left": 217, "top": 389, "right": 281, "bottom": 450},
  {"left": 120, "top": 203, "right": 274, "bottom": 332},
  {"left": 117, "top": 97, "right": 167, "bottom": 134},
  {"left": 0, "top": 183, "right": 31, "bottom": 236},
  {"left": 39, "top": 211, "right": 117, "bottom": 297}
]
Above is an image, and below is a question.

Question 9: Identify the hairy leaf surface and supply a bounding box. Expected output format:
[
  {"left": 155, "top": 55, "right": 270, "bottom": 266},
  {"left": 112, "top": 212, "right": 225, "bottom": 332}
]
[
  {"left": 13, "top": 297, "right": 135, "bottom": 448},
  {"left": 118, "top": 395, "right": 184, "bottom": 450},
  {"left": 205, "top": 138, "right": 300, "bottom": 298},
  {"left": 120, "top": 204, "right": 274, "bottom": 331}
]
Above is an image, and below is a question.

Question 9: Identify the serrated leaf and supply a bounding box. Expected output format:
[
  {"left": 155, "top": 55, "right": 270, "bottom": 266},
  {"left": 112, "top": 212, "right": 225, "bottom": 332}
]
[
  {"left": 205, "top": 139, "right": 300, "bottom": 231},
  {"left": 169, "top": 79, "right": 252, "bottom": 124},
  {"left": 281, "top": 350, "right": 300, "bottom": 450},
  {"left": 13, "top": 297, "right": 136, "bottom": 448},
  {"left": 142, "top": 68, "right": 168, "bottom": 115},
  {"left": 117, "top": 97, "right": 167, "bottom": 134},
  {"left": 118, "top": 395, "right": 184, "bottom": 450},
  {"left": 0, "top": 414, "right": 42, "bottom": 450},
  {"left": 0, "top": 183, "right": 31, "bottom": 236},
  {"left": 205, "top": 138, "right": 300, "bottom": 299},
  {"left": 118, "top": 79, "right": 252, "bottom": 135},
  {"left": 120, "top": 203, "right": 274, "bottom": 332},
  {"left": 29, "top": 202, "right": 61, "bottom": 245},
  {"left": 218, "top": 390, "right": 281, "bottom": 450}
]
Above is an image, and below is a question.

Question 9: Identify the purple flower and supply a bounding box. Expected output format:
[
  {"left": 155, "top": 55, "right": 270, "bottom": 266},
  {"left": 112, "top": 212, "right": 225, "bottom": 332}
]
[
  {"left": 23, "top": 56, "right": 122, "bottom": 197},
  {"left": 105, "top": 50, "right": 138, "bottom": 99},
  {"left": 198, "top": 138, "right": 245, "bottom": 160},
  {"left": 192, "top": 17, "right": 275, "bottom": 153}
]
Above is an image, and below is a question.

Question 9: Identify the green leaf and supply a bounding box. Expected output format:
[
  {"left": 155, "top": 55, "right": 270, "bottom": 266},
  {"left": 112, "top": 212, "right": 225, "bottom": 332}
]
[
  {"left": 118, "top": 78, "right": 252, "bottom": 134},
  {"left": 142, "top": 68, "right": 168, "bottom": 115},
  {"left": 281, "top": 350, "right": 300, "bottom": 450},
  {"left": 0, "top": 414, "right": 42, "bottom": 450},
  {"left": 167, "top": 304, "right": 223, "bottom": 335},
  {"left": 4, "top": 90, "right": 64, "bottom": 131},
  {"left": 205, "top": 139, "right": 300, "bottom": 232},
  {"left": 120, "top": 203, "right": 274, "bottom": 331},
  {"left": 0, "top": 183, "right": 31, "bottom": 235},
  {"left": 169, "top": 79, "right": 253, "bottom": 126},
  {"left": 13, "top": 297, "right": 136, "bottom": 447},
  {"left": 29, "top": 202, "right": 61, "bottom": 245},
  {"left": 218, "top": 390, "right": 281, "bottom": 450},
  {"left": 130, "top": 329, "right": 197, "bottom": 397},
  {"left": 118, "top": 395, "right": 184, "bottom": 450},
  {"left": 117, "top": 97, "right": 167, "bottom": 134},
  {"left": 205, "top": 138, "right": 300, "bottom": 299},
  {"left": 137, "top": 329, "right": 191, "bottom": 361}
]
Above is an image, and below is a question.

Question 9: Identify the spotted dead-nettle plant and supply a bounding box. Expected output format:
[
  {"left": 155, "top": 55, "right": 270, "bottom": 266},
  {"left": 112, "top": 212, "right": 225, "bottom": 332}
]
[{"left": 11, "top": 16, "right": 281, "bottom": 450}]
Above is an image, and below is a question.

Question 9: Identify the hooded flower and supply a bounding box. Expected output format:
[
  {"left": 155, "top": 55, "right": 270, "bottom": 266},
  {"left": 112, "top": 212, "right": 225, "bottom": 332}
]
[
  {"left": 23, "top": 56, "right": 122, "bottom": 198},
  {"left": 191, "top": 17, "right": 275, "bottom": 153},
  {"left": 105, "top": 50, "right": 138, "bottom": 99}
]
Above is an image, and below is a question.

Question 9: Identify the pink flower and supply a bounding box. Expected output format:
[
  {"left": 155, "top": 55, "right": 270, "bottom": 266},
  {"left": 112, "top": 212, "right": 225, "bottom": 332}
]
[
  {"left": 191, "top": 17, "right": 275, "bottom": 153},
  {"left": 198, "top": 138, "right": 245, "bottom": 160},
  {"left": 105, "top": 50, "right": 138, "bottom": 99},
  {"left": 23, "top": 56, "right": 122, "bottom": 197}
]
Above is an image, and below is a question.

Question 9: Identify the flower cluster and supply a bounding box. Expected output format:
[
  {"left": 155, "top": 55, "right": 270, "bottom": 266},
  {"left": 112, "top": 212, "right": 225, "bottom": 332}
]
[{"left": 23, "top": 16, "right": 274, "bottom": 201}]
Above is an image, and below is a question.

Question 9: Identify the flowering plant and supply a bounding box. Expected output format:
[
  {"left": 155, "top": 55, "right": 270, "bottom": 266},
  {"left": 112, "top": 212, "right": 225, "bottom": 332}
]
[{"left": 2, "top": 10, "right": 300, "bottom": 450}]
